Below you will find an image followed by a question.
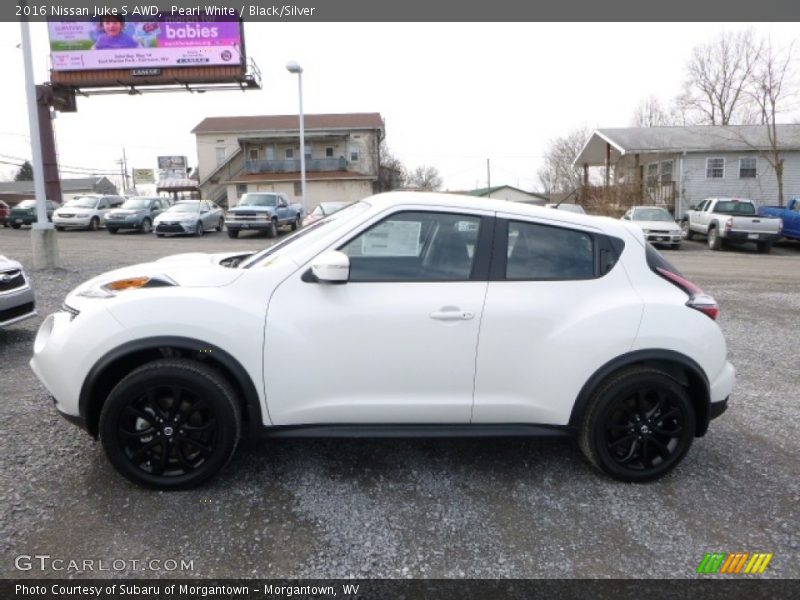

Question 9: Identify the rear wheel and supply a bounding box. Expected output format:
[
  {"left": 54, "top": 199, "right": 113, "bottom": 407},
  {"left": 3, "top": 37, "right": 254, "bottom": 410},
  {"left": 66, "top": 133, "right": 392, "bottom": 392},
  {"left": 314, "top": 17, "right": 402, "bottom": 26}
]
[
  {"left": 579, "top": 367, "right": 696, "bottom": 482},
  {"left": 756, "top": 241, "right": 772, "bottom": 254},
  {"left": 108, "top": 227, "right": 118, "bottom": 234},
  {"left": 227, "top": 229, "right": 239, "bottom": 239},
  {"left": 291, "top": 216, "right": 301, "bottom": 231},
  {"left": 141, "top": 218, "right": 152, "bottom": 234},
  {"left": 708, "top": 227, "right": 722, "bottom": 250},
  {"left": 681, "top": 221, "right": 694, "bottom": 240},
  {"left": 99, "top": 359, "right": 241, "bottom": 490}
]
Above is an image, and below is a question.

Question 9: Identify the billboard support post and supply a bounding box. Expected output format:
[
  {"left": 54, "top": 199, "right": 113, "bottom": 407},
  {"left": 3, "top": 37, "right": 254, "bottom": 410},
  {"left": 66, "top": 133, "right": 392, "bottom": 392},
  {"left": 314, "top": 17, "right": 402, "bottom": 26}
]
[{"left": 20, "top": 10, "right": 60, "bottom": 269}]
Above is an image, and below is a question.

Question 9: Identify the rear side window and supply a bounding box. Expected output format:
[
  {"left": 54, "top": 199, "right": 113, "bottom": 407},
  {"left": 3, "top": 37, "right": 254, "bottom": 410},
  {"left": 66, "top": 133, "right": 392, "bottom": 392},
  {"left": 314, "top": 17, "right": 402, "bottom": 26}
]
[
  {"left": 506, "top": 221, "right": 594, "bottom": 280},
  {"left": 645, "top": 243, "right": 682, "bottom": 276}
]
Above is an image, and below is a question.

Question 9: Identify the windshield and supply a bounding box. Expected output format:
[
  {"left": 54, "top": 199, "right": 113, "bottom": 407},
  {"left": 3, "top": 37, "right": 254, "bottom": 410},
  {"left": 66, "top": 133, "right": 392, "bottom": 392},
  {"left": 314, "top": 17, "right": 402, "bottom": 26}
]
[
  {"left": 238, "top": 193, "right": 277, "bottom": 207},
  {"left": 633, "top": 208, "right": 673, "bottom": 222},
  {"left": 67, "top": 197, "right": 99, "bottom": 209},
  {"left": 121, "top": 198, "right": 153, "bottom": 209},
  {"left": 166, "top": 202, "right": 200, "bottom": 214},
  {"left": 715, "top": 201, "right": 756, "bottom": 215},
  {"left": 241, "top": 201, "right": 371, "bottom": 268}
]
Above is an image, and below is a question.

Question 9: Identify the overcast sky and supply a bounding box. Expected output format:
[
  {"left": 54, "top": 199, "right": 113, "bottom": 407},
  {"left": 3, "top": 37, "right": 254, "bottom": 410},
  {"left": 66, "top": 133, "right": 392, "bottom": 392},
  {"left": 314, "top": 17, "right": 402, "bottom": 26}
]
[{"left": 1, "top": 22, "right": 798, "bottom": 192}]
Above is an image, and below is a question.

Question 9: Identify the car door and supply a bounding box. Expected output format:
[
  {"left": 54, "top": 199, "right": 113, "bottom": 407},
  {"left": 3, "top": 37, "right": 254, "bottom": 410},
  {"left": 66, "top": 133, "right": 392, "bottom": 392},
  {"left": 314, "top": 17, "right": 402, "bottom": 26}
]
[
  {"left": 472, "top": 216, "right": 643, "bottom": 425},
  {"left": 263, "top": 209, "right": 494, "bottom": 425},
  {"left": 696, "top": 199, "right": 714, "bottom": 232}
]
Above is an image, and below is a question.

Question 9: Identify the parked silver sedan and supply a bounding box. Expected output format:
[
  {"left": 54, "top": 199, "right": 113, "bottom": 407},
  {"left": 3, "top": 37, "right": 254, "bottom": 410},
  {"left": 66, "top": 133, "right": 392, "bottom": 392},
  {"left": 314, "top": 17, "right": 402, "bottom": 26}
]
[
  {"left": 0, "top": 255, "right": 36, "bottom": 327},
  {"left": 153, "top": 200, "right": 225, "bottom": 237}
]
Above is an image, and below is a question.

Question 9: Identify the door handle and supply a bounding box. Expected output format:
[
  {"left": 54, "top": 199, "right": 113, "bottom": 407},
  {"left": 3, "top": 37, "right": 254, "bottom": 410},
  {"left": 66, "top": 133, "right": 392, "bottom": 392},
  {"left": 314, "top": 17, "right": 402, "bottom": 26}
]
[{"left": 430, "top": 309, "right": 474, "bottom": 321}]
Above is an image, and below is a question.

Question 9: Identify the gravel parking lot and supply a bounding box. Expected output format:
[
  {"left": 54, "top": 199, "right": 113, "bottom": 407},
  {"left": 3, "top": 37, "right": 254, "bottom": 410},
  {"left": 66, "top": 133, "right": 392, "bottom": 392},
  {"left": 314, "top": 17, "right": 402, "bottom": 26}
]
[{"left": 1, "top": 226, "right": 798, "bottom": 579}]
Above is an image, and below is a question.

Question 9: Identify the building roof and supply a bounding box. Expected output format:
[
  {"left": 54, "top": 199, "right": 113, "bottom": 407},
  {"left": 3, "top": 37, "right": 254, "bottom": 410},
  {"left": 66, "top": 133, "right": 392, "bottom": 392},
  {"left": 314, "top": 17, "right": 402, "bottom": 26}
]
[
  {"left": 464, "top": 185, "right": 548, "bottom": 201},
  {"left": 575, "top": 124, "right": 800, "bottom": 166},
  {"left": 0, "top": 177, "right": 115, "bottom": 194},
  {"left": 192, "top": 113, "right": 384, "bottom": 134}
]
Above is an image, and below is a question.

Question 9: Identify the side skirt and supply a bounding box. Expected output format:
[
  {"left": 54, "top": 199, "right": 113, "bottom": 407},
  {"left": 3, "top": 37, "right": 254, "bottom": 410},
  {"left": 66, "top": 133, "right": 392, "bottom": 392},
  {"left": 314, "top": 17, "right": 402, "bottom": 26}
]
[{"left": 253, "top": 423, "right": 575, "bottom": 440}]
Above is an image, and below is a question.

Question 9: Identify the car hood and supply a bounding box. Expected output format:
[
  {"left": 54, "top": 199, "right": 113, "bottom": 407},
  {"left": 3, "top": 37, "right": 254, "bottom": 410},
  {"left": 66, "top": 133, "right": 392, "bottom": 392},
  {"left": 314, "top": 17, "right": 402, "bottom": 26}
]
[
  {"left": 633, "top": 220, "right": 681, "bottom": 231},
  {"left": 0, "top": 255, "right": 24, "bottom": 271},
  {"left": 109, "top": 209, "right": 145, "bottom": 216},
  {"left": 155, "top": 212, "right": 196, "bottom": 222}
]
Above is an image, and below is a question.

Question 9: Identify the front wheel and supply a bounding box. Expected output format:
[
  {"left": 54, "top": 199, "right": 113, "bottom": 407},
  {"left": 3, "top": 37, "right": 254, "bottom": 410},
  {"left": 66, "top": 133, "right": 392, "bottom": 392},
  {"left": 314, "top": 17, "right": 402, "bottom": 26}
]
[
  {"left": 11, "top": 223, "right": 21, "bottom": 230},
  {"left": 195, "top": 221, "right": 204, "bottom": 237},
  {"left": 89, "top": 216, "right": 100, "bottom": 231},
  {"left": 216, "top": 218, "right": 224, "bottom": 232},
  {"left": 579, "top": 367, "right": 696, "bottom": 482},
  {"left": 140, "top": 218, "right": 152, "bottom": 234},
  {"left": 98, "top": 358, "right": 242, "bottom": 490},
  {"left": 266, "top": 218, "right": 278, "bottom": 238},
  {"left": 227, "top": 229, "right": 239, "bottom": 239},
  {"left": 708, "top": 227, "right": 722, "bottom": 250}
]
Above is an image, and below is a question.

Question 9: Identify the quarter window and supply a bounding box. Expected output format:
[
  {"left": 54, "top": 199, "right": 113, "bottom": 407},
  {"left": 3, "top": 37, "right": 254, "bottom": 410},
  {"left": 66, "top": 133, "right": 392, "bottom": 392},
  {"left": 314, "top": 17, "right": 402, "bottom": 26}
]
[
  {"left": 706, "top": 157, "right": 725, "bottom": 179},
  {"left": 505, "top": 221, "right": 594, "bottom": 280},
  {"left": 340, "top": 211, "right": 481, "bottom": 282},
  {"left": 739, "top": 157, "right": 757, "bottom": 178}
]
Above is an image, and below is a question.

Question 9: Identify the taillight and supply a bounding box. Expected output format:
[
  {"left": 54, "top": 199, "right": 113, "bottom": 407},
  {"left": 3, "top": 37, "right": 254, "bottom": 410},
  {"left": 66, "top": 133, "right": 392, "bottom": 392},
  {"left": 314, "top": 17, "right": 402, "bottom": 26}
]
[{"left": 655, "top": 267, "right": 719, "bottom": 320}]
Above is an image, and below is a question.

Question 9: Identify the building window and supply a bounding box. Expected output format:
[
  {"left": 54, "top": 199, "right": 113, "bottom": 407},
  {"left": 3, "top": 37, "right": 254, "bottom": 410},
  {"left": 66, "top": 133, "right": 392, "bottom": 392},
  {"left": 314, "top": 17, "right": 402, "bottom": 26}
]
[
  {"left": 706, "top": 157, "right": 725, "bottom": 179},
  {"left": 294, "top": 181, "right": 302, "bottom": 196},
  {"left": 739, "top": 157, "right": 757, "bottom": 178},
  {"left": 236, "top": 184, "right": 247, "bottom": 197},
  {"left": 660, "top": 161, "right": 673, "bottom": 185},
  {"left": 248, "top": 149, "right": 259, "bottom": 161},
  {"left": 285, "top": 148, "right": 294, "bottom": 159},
  {"left": 326, "top": 147, "right": 334, "bottom": 158},
  {"left": 349, "top": 144, "right": 360, "bottom": 162},
  {"left": 215, "top": 147, "right": 226, "bottom": 166},
  {"left": 305, "top": 145, "right": 312, "bottom": 160}
]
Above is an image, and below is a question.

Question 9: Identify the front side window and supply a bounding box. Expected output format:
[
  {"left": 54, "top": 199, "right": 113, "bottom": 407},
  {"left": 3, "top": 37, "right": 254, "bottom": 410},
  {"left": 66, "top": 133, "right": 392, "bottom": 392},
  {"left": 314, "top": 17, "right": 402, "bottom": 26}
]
[
  {"left": 706, "top": 157, "right": 725, "bottom": 179},
  {"left": 506, "top": 221, "right": 594, "bottom": 280},
  {"left": 340, "top": 211, "right": 481, "bottom": 282},
  {"left": 739, "top": 157, "right": 757, "bottom": 178}
]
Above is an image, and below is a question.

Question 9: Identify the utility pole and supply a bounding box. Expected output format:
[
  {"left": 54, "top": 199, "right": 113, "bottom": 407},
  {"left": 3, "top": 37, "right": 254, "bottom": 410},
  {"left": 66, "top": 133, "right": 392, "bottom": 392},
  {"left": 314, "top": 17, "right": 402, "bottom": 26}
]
[
  {"left": 486, "top": 158, "right": 491, "bottom": 198},
  {"left": 122, "top": 148, "right": 130, "bottom": 192}
]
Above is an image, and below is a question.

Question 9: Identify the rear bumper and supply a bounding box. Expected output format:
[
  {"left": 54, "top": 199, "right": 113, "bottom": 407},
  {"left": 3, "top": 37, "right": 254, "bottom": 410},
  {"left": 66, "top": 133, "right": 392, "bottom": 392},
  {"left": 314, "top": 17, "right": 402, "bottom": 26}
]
[{"left": 725, "top": 231, "right": 781, "bottom": 244}]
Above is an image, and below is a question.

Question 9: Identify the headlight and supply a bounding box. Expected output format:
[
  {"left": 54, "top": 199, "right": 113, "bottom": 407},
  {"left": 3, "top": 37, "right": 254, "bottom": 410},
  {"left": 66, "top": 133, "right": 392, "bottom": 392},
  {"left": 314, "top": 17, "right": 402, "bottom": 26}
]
[
  {"left": 75, "top": 275, "right": 178, "bottom": 299},
  {"left": 641, "top": 228, "right": 651, "bottom": 234}
]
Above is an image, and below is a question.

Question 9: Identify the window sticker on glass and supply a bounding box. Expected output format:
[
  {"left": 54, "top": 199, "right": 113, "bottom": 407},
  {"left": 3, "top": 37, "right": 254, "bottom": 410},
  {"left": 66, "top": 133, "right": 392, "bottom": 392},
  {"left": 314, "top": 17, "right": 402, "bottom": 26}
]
[{"left": 361, "top": 220, "right": 422, "bottom": 256}]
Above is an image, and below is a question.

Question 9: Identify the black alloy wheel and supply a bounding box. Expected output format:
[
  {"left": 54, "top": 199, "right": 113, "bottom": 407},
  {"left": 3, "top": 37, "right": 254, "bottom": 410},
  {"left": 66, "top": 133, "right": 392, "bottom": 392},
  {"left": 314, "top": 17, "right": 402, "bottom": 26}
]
[
  {"left": 580, "top": 367, "right": 696, "bottom": 482},
  {"left": 99, "top": 359, "right": 241, "bottom": 489}
]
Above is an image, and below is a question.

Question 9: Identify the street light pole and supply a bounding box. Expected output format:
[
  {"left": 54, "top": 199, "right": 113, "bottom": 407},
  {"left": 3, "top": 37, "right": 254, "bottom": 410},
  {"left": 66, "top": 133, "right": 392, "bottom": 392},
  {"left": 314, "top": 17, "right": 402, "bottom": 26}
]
[{"left": 286, "top": 61, "right": 307, "bottom": 215}]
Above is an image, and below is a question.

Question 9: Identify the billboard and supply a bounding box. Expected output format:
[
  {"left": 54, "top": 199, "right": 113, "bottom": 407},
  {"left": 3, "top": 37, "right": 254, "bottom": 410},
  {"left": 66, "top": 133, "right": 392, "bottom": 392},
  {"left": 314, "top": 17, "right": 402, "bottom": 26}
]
[
  {"left": 157, "top": 156, "right": 188, "bottom": 180},
  {"left": 48, "top": 17, "right": 242, "bottom": 72},
  {"left": 132, "top": 168, "right": 154, "bottom": 184}
]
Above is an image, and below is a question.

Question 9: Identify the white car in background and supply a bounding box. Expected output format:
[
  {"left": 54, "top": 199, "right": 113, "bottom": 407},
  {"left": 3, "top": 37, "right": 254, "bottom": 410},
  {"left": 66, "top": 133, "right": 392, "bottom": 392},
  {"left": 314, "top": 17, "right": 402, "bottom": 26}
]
[
  {"left": 546, "top": 202, "right": 586, "bottom": 214},
  {"left": 622, "top": 206, "right": 683, "bottom": 249},
  {"left": 53, "top": 195, "right": 125, "bottom": 231},
  {"left": 30, "top": 192, "right": 733, "bottom": 489}
]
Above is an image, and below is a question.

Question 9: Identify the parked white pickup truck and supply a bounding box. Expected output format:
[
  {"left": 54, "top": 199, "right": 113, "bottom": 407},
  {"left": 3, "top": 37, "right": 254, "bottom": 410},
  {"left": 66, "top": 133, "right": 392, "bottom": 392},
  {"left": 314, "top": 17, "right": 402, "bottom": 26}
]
[{"left": 681, "top": 198, "right": 783, "bottom": 253}]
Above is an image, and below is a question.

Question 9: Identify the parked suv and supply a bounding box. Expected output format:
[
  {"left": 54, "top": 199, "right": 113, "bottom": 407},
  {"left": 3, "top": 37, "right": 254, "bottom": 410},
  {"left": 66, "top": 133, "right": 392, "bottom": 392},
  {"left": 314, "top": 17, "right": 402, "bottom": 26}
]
[
  {"left": 9, "top": 199, "right": 60, "bottom": 228},
  {"left": 226, "top": 192, "right": 303, "bottom": 238},
  {"left": 31, "top": 192, "right": 733, "bottom": 489},
  {"left": 0, "top": 255, "right": 36, "bottom": 327},
  {"left": 105, "top": 197, "right": 172, "bottom": 234},
  {"left": 53, "top": 195, "right": 125, "bottom": 231}
]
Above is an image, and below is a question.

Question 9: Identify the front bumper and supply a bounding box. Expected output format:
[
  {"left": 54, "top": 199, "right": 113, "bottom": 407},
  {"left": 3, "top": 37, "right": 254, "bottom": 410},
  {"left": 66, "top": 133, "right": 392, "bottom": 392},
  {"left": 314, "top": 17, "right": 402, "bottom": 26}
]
[
  {"left": 0, "top": 279, "right": 36, "bottom": 327},
  {"left": 106, "top": 216, "right": 144, "bottom": 230},
  {"left": 53, "top": 215, "right": 93, "bottom": 228},
  {"left": 226, "top": 220, "right": 272, "bottom": 231},
  {"left": 155, "top": 221, "right": 196, "bottom": 235},
  {"left": 645, "top": 232, "right": 682, "bottom": 245},
  {"left": 709, "top": 397, "right": 728, "bottom": 420}
]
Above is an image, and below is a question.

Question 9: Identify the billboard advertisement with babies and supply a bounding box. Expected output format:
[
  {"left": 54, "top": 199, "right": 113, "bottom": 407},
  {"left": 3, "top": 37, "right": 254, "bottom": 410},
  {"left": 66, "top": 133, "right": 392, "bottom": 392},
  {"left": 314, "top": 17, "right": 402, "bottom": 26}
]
[{"left": 48, "top": 17, "right": 243, "bottom": 72}]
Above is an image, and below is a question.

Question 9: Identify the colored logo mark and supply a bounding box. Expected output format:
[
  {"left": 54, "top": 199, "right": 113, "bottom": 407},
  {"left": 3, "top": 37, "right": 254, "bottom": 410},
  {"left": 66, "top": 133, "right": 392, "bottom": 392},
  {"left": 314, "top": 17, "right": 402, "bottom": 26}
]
[{"left": 696, "top": 552, "right": 773, "bottom": 574}]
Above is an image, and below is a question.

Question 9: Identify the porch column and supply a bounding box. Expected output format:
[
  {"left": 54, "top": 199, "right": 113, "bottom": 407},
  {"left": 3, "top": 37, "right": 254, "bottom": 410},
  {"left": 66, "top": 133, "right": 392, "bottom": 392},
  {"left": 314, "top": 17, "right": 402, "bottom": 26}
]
[
  {"left": 582, "top": 163, "right": 589, "bottom": 186},
  {"left": 634, "top": 154, "right": 642, "bottom": 197},
  {"left": 604, "top": 143, "right": 611, "bottom": 189}
]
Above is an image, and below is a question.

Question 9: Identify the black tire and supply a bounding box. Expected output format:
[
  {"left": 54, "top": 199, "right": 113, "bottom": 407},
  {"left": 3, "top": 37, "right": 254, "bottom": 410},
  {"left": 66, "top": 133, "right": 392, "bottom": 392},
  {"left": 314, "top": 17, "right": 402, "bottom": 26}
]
[
  {"left": 195, "top": 221, "right": 204, "bottom": 237},
  {"left": 11, "top": 223, "right": 21, "bottom": 230},
  {"left": 141, "top": 218, "right": 152, "bottom": 234},
  {"left": 707, "top": 227, "right": 722, "bottom": 250},
  {"left": 290, "top": 216, "right": 301, "bottom": 231},
  {"left": 216, "top": 218, "right": 224, "bottom": 232},
  {"left": 156, "top": 233, "right": 165, "bottom": 238},
  {"left": 89, "top": 217, "right": 100, "bottom": 231},
  {"left": 227, "top": 229, "right": 239, "bottom": 239},
  {"left": 98, "top": 358, "right": 242, "bottom": 490},
  {"left": 579, "top": 367, "right": 696, "bottom": 482},
  {"left": 266, "top": 218, "right": 278, "bottom": 238},
  {"left": 108, "top": 227, "right": 118, "bottom": 234},
  {"left": 756, "top": 241, "right": 772, "bottom": 254},
  {"left": 681, "top": 220, "right": 694, "bottom": 240},
  {"left": 671, "top": 243, "right": 681, "bottom": 250}
]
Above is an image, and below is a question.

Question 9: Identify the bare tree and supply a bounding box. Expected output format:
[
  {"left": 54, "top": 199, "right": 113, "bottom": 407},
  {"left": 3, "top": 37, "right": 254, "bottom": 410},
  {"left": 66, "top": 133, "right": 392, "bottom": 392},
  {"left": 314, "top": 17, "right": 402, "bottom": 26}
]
[
  {"left": 747, "top": 39, "right": 796, "bottom": 206},
  {"left": 407, "top": 165, "right": 443, "bottom": 191},
  {"left": 537, "top": 126, "right": 591, "bottom": 194},
  {"left": 678, "top": 29, "right": 762, "bottom": 125},
  {"left": 378, "top": 140, "right": 407, "bottom": 192},
  {"left": 631, "top": 96, "right": 671, "bottom": 127}
]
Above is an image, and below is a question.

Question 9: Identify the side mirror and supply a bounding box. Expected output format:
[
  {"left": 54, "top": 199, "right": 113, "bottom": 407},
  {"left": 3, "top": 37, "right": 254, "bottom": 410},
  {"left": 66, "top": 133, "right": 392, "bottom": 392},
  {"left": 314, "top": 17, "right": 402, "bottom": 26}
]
[{"left": 310, "top": 251, "right": 350, "bottom": 283}]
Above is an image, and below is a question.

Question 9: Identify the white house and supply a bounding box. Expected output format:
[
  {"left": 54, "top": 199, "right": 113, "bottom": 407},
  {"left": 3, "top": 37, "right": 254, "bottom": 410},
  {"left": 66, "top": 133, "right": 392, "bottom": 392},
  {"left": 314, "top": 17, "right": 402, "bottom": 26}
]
[
  {"left": 192, "top": 113, "right": 384, "bottom": 209},
  {"left": 574, "top": 125, "right": 800, "bottom": 215}
]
